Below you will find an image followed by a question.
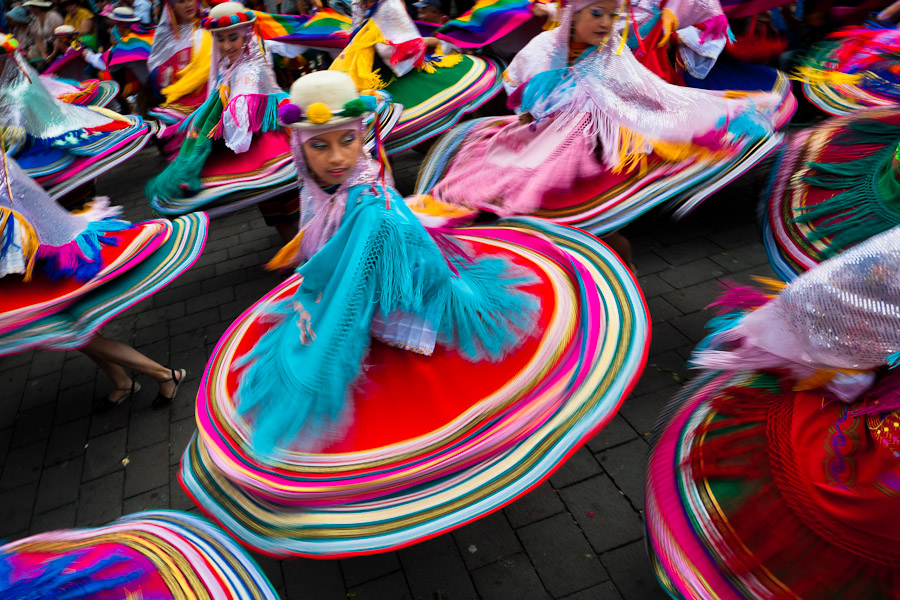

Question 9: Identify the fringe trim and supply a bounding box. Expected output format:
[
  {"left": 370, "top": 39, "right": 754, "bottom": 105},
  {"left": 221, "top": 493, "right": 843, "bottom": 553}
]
[
  {"left": 34, "top": 218, "right": 131, "bottom": 282},
  {"left": 148, "top": 94, "right": 223, "bottom": 199},
  {"left": 58, "top": 80, "right": 100, "bottom": 105},
  {"left": 518, "top": 68, "right": 753, "bottom": 173},
  {"left": 793, "top": 121, "right": 900, "bottom": 255},
  {"left": 330, "top": 19, "right": 390, "bottom": 91},
  {"left": 417, "top": 51, "right": 463, "bottom": 74},
  {"left": 210, "top": 93, "right": 289, "bottom": 141}
]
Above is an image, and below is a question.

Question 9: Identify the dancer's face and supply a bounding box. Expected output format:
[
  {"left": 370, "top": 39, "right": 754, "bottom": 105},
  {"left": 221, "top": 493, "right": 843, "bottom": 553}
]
[
  {"left": 303, "top": 128, "right": 361, "bottom": 186},
  {"left": 172, "top": 0, "right": 197, "bottom": 24},
  {"left": 573, "top": 0, "right": 618, "bottom": 46},
  {"left": 214, "top": 30, "right": 245, "bottom": 65}
]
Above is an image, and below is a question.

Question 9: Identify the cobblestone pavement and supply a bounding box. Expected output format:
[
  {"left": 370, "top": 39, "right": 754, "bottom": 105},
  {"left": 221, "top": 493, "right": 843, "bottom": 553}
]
[{"left": 0, "top": 146, "right": 777, "bottom": 599}]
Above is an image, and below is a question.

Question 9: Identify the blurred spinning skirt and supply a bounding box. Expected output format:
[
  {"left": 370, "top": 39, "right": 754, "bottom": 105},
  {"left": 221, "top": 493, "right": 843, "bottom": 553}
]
[
  {"left": 0, "top": 213, "right": 208, "bottom": 355},
  {"left": 417, "top": 116, "right": 782, "bottom": 235},
  {"left": 11, "top": 114, "right": 157, "bottom": 201},
  {"left": 380, "top": 55, "right": 504, "bottom": 154},
  {"left": 763, "top": 107, "right": 900, "bottom": 280},
  {"left": 645, "top": 371, "right": 900, "bottom": 599},
  {"left": 798, "top": 23, "right": 900, "bottom": 116},
  {"left": 0, "top": 510, "right": 278, "bottom": 598},
  {"left": 42, "top": 76, "right": 120, "bottom": 108},
  {"left": 149, "top": 130, "right": 296, "bottom": 217},
  {"left": 181, "top": 218, "right": 649, "bottom": 557}
]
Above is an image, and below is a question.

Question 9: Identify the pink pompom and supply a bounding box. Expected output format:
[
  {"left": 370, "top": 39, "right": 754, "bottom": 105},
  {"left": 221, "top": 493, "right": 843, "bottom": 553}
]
[{"left": 279, "top": 102, "right": 303, "bottom": 125}]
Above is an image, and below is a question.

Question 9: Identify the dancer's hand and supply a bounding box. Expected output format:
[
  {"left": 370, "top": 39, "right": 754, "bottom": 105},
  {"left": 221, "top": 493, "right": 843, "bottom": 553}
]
[{"left": 518, "top": 112, "right": 535, "bottom": 124}]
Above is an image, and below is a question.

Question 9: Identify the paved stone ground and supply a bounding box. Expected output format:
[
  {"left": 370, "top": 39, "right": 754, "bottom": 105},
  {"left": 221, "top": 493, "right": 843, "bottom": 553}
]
[{"left": 0, "top": 145, "right": 777, "bottom": 599}]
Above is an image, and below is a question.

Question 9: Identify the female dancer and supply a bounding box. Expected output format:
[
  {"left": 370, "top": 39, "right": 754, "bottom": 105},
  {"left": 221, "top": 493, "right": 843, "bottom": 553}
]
[
  {"left": 0, "top": 149, "right": 207, "bottom": 412},
  {"left": 146, "top": 2, "right": 296, "bottom": 230},
  {"left": 646, "top": 227, "right": 900, "bottom": 599},
  {"left": 419, "top": 0, "right": 784, "bottom": 234},
  {"left": 329, "top": 0, "right": 505, "bottom": 153},
  {"left": 180, "top": 69, "right": 649, "bottom": 557},
  {"left": 147, "top": 0, "right": 212, "bottom": 157},
  {"left": 0, "top": 31, "right": 155, "bottom": 199}
]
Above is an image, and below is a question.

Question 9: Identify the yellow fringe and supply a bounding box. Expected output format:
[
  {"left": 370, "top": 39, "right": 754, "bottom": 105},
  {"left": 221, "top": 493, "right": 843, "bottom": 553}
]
[
  {"left": 417, "top": 51, "right": 463, "bottom": 74},
  {"left": 658, "top": 9, "right": 678, "bottom": 48},
  {"left": 265, "top": 230, "right": 305, "bottom": 271},
  {"left": 617, "top": 12, "right": 628, "bottom": 55},
  {"left": 0, "top": 207, "right": 39, "bottom": 281},
  {"left": 609, "top": 126, "right": 727, "bottom": 175},
  {"left": 218, "top": 84, "right": 230, "bottom": 106},
  {"left": 329, "top": 20, "right": 389, "bottom": 91},
  {"left": 751, "top": 276, "right": 787, "bottom": 293},
  {"left": 407, "top": 194, "right": 476, "bottom": 218},
  {"left": 794, "top": 369, "right": 837, "bottom": 392},
  {"left": 792, "top": 64, "right": 862, "bottom": 85},
  {"left": 59, "top": 80, "right": 99, "bottom": 104},
  {"left": 161, "top": 29, "right": 212, "bottom": 106}
]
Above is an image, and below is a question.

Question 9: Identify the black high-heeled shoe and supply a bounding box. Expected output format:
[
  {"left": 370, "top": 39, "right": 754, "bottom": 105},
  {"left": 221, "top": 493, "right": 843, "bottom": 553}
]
[
  {"left": 94, "top": 379, "right": 141, "bottom": 414},
  {"left": 153, "top": 368, "right": 186, "bottom": 410}
]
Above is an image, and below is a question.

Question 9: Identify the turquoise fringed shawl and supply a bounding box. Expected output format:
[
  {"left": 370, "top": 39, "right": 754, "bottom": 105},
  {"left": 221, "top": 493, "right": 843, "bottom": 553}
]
[{"left": 236, "top": 185, "right": 539, "bottom": 455}]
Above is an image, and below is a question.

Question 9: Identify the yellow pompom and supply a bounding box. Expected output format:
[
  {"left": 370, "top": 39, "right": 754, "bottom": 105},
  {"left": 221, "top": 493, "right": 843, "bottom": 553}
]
[{"left": 307, "top": 102, "right": 333, "bottom": 124}]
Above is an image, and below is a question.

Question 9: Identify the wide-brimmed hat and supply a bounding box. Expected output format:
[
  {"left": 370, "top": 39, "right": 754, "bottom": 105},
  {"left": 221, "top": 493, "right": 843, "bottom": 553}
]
[
  {"left": 7, "top": 6, "right": 32, "bottom": 23},
  {"left": 22, "top": 0, "right": 54, "bottom": 9},
  {"left": 201, "top": 1, "right": 256, "bottom": 31},
  {"left": 278, "top": 70, "right": 376, "bottom": 131},
  {"left": 107, "top": 6, "right": 140, "bottom": 22},
  {"left": 53, "top": 24, "right": 77, "bottom": 36}
]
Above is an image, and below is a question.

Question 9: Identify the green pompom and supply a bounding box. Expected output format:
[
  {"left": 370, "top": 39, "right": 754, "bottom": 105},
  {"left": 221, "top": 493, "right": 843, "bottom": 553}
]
[{"left": 342, "top": 98, "right": 368, "bottom": 117}]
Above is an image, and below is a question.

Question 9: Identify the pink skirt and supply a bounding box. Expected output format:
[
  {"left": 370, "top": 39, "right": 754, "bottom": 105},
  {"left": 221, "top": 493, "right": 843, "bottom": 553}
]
[{"left": 431, "top": 113, "right": 606, "bottom": 216}]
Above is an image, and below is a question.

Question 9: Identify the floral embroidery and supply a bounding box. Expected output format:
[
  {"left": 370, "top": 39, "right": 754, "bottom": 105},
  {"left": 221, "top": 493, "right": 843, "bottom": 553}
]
[
  {"left": 292, "top": 299, "right": 316, "bottom": 345},
  {"left": 867, "top": 410, "right": 900, "bottom": 452},
  {"left": 824, "top": 404, "right": 860, "bottom": 489}
]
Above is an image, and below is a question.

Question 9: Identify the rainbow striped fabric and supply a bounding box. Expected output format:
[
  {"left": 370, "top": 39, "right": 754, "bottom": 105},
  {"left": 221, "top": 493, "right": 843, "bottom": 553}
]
[
  {"left": 103, "top": 30, "right": 154, "bottom": 68},
  {"left": 272, "top": 8, "right": 352, "bottom": 49},
  {"left": 416, "top": 115, "right": 786, "bottom": 236},
  {"left": 0, "top": 511, "right": 279, "bottom": 599},
  {"left": 382, "top": 54, "right": 504, "bottom": 153},
  {"left": 15, "top": 115, "right": 157, "bottom": 200},
  {"left": 250, "top": 10, "right": 310, "bottom": 39},
  {"left": 797, "top": 23, "right": 900, "bottom": 116},
  {"left": 435, "top": 0, "right": 551, "bottom": 48},
  {"left": 761, "top": 107, "right": 900, "bottom": 281},
  {"left": 180, "top": 217, "right": 649, "bottom": 557},
  {"left": 0, "top": 213, "right": 209, "bottom": 356}
]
